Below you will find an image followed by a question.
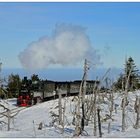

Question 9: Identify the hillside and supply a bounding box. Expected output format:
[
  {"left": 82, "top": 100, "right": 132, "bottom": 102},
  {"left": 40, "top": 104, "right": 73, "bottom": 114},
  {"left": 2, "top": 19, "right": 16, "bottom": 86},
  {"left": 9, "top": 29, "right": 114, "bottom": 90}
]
[{"left": 0, "top": 91, "right": 140, "bottom": 138}]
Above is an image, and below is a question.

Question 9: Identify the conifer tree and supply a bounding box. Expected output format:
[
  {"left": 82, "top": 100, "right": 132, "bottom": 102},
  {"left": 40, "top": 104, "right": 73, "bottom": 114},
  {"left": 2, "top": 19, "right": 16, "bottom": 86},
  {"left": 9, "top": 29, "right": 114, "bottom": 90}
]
[
  {"left": 114, "top": 57, "right": 140, "bottom": 91},
  {"left": 125, "top": 57, "right": 139, "bottom": 90},
  {"left": 7, "top": 74, "right": 21, "bottom": 98}
]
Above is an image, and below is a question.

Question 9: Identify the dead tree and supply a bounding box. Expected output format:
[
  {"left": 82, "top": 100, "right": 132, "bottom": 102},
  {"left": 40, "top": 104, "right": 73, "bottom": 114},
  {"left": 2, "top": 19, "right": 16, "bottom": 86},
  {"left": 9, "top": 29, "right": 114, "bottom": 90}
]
[
  {"left": 0, "top": 103, "right": 20, "bottom": 131},
  {"left": 94, "top": 69, "right": 111, "bottom": 136},
  {"left": 121, "top": 66, "right": 132, "bottom": 132},
  {"left": 84, "top": 80, "right": 98, "bottom": 133},
  {"left": 84, "top": 69, "right": 110, "bottom": 137},
  {"left": 84, "top": 78, "right": 98, "bottom": 136},
  {"left": 105, "top": 78, "right": 114, "bottom": 134},
  {"left": 90, "top": 69, "right": 111, "bottom": 136},
  {"left": 74, "top": 59, "right": 89, "bottom": 137},
  {"left": 57, "top": 87, "right": 68, "bottom": 133},
  {"left": 81, "top": 59, "right": 89, "bottom": 131},
  {"left": 134, "top": 96, "right": 140, "bottom": 129},
  {"left": 75, "top": 64, "right": 110, "bottom": 137},
  {"left": 74, "top": 76, "right": 84, "bottom": 136}
]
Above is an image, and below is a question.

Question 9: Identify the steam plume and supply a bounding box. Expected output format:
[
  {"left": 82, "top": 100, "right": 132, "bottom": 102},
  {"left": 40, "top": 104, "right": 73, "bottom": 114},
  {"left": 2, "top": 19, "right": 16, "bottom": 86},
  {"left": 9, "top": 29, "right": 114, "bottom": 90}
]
[{"left": 19, "top": 23, "right": 101, "bottom": 70}]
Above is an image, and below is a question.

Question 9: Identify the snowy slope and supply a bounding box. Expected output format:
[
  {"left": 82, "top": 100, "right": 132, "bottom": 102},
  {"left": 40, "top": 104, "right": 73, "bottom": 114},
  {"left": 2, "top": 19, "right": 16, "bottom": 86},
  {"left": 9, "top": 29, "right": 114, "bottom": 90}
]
[{"left": 0, "top": 91, "right": 140, "bottom": 138}]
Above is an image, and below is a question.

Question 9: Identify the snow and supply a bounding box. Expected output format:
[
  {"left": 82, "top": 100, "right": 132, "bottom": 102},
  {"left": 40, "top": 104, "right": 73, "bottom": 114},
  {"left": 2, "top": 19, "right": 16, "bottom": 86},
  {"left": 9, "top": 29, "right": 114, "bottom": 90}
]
[{"left": 0, "top": 91, "right": 140, "bottom": 138}]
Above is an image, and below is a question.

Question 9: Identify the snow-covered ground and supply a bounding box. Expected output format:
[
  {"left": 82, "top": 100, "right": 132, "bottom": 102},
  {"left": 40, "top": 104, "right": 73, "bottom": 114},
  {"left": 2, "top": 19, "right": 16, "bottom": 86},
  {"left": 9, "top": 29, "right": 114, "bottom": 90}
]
[{"left": 0, "top": 91, "right": 140, "bottom": 138}]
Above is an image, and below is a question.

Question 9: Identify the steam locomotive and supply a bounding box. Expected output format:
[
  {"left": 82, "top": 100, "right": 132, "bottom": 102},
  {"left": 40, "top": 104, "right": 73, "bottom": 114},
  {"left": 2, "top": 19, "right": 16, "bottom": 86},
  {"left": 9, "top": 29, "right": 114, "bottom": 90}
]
[{"left": 17, "top": 77, "right": 97, "bottom": 107}]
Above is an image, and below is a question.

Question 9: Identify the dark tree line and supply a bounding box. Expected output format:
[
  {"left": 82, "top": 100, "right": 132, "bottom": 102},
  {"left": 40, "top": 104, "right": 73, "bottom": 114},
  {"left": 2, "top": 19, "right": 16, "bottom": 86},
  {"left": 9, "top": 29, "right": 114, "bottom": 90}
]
[
  {"left": 1, "top": 56, "right": 140, "bottom": 99},
  {"left": 0, "top": 74, "right": 40, "bottom": 99}
]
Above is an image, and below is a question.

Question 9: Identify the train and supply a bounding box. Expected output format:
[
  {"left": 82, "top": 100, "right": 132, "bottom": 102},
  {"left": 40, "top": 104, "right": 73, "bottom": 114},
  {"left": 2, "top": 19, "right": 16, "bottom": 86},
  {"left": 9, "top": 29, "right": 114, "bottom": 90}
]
[{"left": 17, "top": 77, "right": 98, "bottom": 107}]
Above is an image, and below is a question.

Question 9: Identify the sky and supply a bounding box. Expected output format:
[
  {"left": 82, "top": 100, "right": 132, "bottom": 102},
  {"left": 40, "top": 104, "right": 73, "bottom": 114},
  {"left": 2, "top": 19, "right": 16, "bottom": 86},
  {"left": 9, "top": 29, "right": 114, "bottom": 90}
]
[{"left": 0, "top": 2, "right": 140, "bottom": 71}]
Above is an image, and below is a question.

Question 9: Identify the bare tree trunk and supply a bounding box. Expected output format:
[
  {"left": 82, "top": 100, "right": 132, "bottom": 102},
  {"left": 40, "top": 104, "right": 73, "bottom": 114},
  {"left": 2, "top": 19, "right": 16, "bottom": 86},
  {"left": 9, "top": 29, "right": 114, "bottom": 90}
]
[
  {"left": 7, "top": 109, "right": 10, "bottom": 131},
  {"left": 62, "top": 97, "right": 66, "bottom": 133},
  {"left": 110, "top": 92, "right": 114, "bottom": 115},
  {"left": 122, "top": 96, "right": 127, "bottom": 131},
  {"left": 134, "top": 96, "right": 140, "bottom": 129},
  {"left": 58, "top": 90, "right": 62, "bottom": 126},
  {"left": 85, "top": 81, "right": 97, "bottom": 126},
  {"left": 74, "top": 82, "right": 82, "bottom": 136},
  {"left": 93, "top": 89, "right": 97, "bottom": 136},
  {"left": 105, "top": 78, "right": 114, "bottom": 134},
  {"left": 93, "top": 70, "right": 111, "bottom": 136},
  {"left": 38, "top": 122, "right": 43, "bottom": 130},
  {"left": 33, "top": 120, "right": 36, "bottom": 137},
  {"left": 108, "top": 91, "right": 114, "bottom": 134},
  {"left": 81, "top": 103, "right": 85, "bottom": 131},
  {"left": 81, "top": 59, "right": 88, "bottom": 131},
  {"left": 74, "top": 59, "right": 89, "bottom": 137},
  {"left": 0, "top": 103, "right": 20, "bottom": 131},
  {"left": 108, "top": 122, "right": 111, "bottom": 134},
  {"left": 97, "top": 108, "right": 102, "bottom": 137},
  {"left": 122, "top": 66, "right": 132, "bottom": 132}
]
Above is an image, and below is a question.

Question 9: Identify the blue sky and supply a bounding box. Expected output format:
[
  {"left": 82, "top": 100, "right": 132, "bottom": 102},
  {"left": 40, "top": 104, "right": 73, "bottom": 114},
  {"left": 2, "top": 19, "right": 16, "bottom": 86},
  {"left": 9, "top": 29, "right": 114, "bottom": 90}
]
[{"left": 0, "top": 2, "right": 140, "bottom": 70}]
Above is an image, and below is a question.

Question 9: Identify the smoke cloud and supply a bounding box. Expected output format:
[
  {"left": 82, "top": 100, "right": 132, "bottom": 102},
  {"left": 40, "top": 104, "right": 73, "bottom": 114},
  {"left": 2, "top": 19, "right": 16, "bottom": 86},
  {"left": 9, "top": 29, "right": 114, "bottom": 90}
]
[{"left": 19, "top": 23, "right": 101, "bottom": 70}]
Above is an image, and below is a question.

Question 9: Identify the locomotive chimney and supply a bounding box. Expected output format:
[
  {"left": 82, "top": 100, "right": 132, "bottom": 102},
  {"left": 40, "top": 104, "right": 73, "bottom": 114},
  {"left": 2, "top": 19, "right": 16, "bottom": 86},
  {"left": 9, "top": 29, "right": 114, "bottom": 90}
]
[{"left": 24, "top": 77, "right": 28, "bottom": 82}]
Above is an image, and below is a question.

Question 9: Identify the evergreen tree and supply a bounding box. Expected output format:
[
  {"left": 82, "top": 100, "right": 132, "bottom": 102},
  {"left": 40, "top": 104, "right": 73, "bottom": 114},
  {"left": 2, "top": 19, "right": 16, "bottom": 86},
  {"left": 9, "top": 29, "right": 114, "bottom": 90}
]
[
  {"left": 125, "top": 57, "right": 139, "bottom": 90},
  {"left": 31, "top": 74, "right": 40, "bottom": 91},
  {"left": 114, "top": 74, "right": 125, "bottom": 90},
  {"left": 7, "top": 74, "right": 21, "bottom": 98},
  {"left": 31, "top": 74, "right": 40, "bottom": 83},
  {"left": 114, "top": 57, "right": 140, "bottom": 91}
]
